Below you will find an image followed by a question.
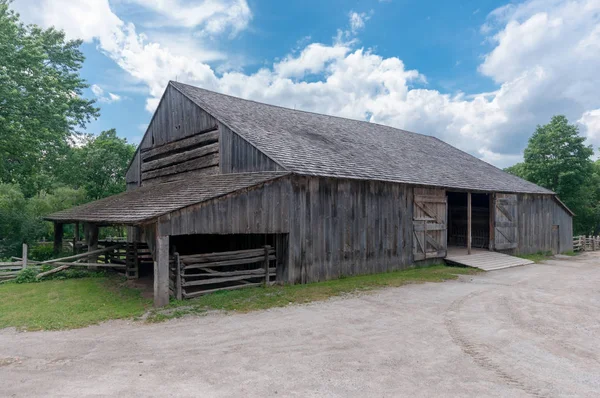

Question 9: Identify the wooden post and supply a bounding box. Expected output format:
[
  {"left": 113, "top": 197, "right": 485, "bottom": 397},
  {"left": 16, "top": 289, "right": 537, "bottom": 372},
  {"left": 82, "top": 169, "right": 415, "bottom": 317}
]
[
  {"left": 87, "top": 223, "right": 99, "bottom": 265},
  {"left": 264, "top": 245, "right": 271, "bottom": 287},
  {"left": 593, "top": 235, "right": 596, "bottom": 251},
  {"left": 154, "top": 235, "right": 170, "bottom": 307},
  {"left": 73, "top": 222, "right": 79, "bottom": 254},
  {"left": 467, "top": 192, "right": 472, "bottom": 255},
  {"left": 22, "top": 243, "right": 28, "bottom": 268},
  {"left": 53, "top": 222, "right": 64, "bottom": 254},
  {"left": 175, "top": 252, "right": 182, "bottom": 300}
]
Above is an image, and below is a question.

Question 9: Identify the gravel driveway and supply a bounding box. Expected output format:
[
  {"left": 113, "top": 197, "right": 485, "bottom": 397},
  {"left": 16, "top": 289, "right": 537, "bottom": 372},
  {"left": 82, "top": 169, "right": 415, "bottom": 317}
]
[{"left": 1, "top": 253, "right": 599, "bottom": 397}]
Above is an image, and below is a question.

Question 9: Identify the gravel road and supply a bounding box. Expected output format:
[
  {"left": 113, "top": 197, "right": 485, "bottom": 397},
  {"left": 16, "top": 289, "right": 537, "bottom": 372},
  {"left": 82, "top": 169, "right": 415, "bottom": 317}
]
[{"left": 1, "top": 252, "right": 599, "bottom": 397}]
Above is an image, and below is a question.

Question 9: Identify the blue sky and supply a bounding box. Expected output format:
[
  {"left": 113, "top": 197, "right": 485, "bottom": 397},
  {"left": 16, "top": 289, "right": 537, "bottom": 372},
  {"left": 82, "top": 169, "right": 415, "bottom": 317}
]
[{"left": 13, "top": 0, "right": 600, "bottom": 168}]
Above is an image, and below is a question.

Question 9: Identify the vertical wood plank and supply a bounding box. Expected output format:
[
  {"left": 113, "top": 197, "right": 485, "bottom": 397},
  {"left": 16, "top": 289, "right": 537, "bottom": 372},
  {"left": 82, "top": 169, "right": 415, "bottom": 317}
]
[
  {"left": 73, "top": 222, "right": 79, "bottom": 254},
  {"left": 467, "top": 192, "right": 472, "bottom": 255},
  {"left": 155, "top": 234, "right": 170, "bottom": 307},
  {"left": 53, "top": 222, "right": 64, "bottom": 254},
  {"left": 87, "top": 223, "right": 99, "bottom": 264},
  {"left": 22, "top": 243, "right": 28, "bottom": 268}
]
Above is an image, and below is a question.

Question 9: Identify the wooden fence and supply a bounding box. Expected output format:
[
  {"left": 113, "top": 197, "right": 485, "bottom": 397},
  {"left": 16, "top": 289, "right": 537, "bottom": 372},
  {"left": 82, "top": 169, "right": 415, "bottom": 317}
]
[
  {"left": 171, "top": 246, "right": 276, "bottom": 300},
  {"left": 573, "top": 235, "right": 600, "bottom": 252},
  {"left": 0, "top": 243, "right": 128, "bottom": 283}
]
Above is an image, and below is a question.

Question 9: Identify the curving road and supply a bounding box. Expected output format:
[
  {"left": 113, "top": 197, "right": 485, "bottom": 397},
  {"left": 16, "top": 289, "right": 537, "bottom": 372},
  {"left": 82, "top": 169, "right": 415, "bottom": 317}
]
[{"left": 1, "top": 253, "right": 599, "bottom": 397}]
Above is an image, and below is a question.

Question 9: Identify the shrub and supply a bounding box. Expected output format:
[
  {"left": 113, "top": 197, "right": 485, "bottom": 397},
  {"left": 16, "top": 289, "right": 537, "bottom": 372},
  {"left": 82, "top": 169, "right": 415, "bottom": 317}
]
[{"left": 15, "top": 268, "right": 39, "bottom": 284}]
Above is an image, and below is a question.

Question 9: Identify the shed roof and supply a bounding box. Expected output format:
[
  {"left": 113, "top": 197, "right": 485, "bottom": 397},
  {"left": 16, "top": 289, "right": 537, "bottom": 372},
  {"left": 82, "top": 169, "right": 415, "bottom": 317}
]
[
  {"left": 45, "top": 172, "right": 289, "bottom": 224},
  {"left": 171, "top": 81, "right": 552, "bottom": 195}
]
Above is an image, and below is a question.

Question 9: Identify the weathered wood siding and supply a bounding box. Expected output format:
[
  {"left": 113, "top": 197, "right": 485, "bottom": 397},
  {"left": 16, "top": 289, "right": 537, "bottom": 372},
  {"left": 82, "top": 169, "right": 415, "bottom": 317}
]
[
  {"left": 125, "top": 150, "right": 141, "bottom": 190},
  {"left": 516, "top": 194, "right": 573, "bottom": 254},
  {"left": 156, "top": 175, "right": 415, "bottom": 285},
  {"left": 124, "top": 85, "right": 221, "bottom": 186},
  {"left": 219, "top": 124, "right": 284, "bottom": 174},
  {"left": 286, "top": 176, "right": 414, "bottom": 284},
  {"left": 157, "top": 177, "right": 291, "bottom": 237}
]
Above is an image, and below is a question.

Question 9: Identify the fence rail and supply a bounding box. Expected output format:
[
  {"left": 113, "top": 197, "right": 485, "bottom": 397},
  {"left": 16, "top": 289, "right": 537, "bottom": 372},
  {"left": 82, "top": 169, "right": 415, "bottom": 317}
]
[
  {"left": 573, "top": 235, "right": 600, "bottom": 252},
  {"left": 171, "top": 246, "right": 275, "bottom": 300}
]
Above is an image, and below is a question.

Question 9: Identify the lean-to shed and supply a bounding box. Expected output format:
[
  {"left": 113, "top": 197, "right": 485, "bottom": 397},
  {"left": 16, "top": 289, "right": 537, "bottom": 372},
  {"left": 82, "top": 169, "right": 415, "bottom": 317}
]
[{"left": 46, "top": 81, "right": 573, "bottom": 306}]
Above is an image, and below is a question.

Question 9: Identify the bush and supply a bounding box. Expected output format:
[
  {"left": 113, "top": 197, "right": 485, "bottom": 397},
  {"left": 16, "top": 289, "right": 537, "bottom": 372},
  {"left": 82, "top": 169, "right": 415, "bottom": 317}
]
[
  {"left": 15, "top": 268, "right": 39, "bottom": 284},
  {"left": 28, "top": 244, "right": 72, "bottom": 262}
]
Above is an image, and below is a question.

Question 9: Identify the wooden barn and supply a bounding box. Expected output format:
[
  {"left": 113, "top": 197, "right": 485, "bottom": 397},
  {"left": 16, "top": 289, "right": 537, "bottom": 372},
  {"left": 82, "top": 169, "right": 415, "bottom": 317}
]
[{"left": 46, "top": 81, "right": 574, "bottom": 306}]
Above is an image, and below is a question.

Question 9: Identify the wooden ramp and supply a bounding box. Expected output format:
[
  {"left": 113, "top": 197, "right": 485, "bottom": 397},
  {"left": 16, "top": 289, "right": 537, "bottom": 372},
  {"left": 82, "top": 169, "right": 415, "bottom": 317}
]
[{"left": 445, "top": 251, "right": 534, "bottom": 271}]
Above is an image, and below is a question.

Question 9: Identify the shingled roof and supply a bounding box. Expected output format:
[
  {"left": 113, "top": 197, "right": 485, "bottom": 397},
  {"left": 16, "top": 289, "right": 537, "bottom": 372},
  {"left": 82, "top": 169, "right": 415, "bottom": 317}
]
[
  {"left": 171, "top": 81, "right": 552, "bottom": 195},
  {"left": 45, "top": 172, "right": 289, "bottom": 224}
]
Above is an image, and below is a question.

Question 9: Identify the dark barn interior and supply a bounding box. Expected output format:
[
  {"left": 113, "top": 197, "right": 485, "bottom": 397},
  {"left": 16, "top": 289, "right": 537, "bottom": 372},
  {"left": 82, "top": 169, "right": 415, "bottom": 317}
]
[{"left": 447, "top": 192, "right": 490, "bottom": 249}]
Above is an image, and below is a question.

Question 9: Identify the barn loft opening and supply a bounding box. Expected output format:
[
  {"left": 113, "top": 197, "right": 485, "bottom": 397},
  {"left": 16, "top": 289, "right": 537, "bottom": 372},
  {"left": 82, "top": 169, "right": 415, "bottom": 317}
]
[{"left": 447, "top": 192, "right": 490, "bottom": 249}]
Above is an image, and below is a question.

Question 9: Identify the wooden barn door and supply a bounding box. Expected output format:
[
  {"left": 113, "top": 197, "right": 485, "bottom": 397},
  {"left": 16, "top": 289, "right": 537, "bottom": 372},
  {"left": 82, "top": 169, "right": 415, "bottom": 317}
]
[
  {"left": 494, "top": 193, "right": 518, "bottom": 250},
  {"left": 413, "top": 188, "right": 447, "bottom": 261}
]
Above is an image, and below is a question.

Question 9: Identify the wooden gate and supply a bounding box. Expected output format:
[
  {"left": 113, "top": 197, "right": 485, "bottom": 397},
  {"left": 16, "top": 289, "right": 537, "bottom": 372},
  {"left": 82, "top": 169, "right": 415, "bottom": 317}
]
[
  {"left": 413, "top": 188, "right": 447, "bottom": 261},
  {"left": 494, "top": 193, "right": 518, "bottom": 250}
]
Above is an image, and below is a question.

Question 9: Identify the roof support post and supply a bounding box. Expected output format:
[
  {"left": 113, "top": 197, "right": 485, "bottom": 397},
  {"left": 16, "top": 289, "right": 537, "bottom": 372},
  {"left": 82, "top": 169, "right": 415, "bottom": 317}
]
[
  {"left": 87, "top": 223, "right": 99, "bottom": 266},
  {"left": 53, "top": 222, "right": 64, "bottom": 254},
  {"left": 73, "top": 222, "right": 79, "bottom": 255},
  {"left": 154, "top": 234, "right": 170, "bottom": 307},
  {"left": 467, "top": 192, "right": 472, "bottom": 255}
]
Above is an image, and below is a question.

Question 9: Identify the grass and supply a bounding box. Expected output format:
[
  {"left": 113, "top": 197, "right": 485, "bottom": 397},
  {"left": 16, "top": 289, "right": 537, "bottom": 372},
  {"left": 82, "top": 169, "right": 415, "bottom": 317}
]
[
  {"left": 0, "top": 264, "right": 479, "bottom": 330},
  {"left": 147, "top": 264, "right": 479, "bottom": 322},
  {"left": 0, "top": 276, "right": 151, "bottom": 331},
  {"left": 517, "top": 250, "right": 579, "bottom": 263}
]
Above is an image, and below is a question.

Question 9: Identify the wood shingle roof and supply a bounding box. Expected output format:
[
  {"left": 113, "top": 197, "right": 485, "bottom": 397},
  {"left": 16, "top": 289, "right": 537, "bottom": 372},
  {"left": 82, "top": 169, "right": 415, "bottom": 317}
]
[
  {"left": 45, "top": 172, "right": 289, "bottom": 224},
  {"left": 171, "top": 81, "right": 553, "bottom": 195}
]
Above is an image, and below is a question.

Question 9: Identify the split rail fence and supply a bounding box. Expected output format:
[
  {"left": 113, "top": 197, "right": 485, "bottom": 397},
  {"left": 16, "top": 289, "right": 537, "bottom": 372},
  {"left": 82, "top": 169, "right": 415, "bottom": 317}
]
[
  {"left": 573, "top": 235, "right": 600, "bottom": 252},
  {"left": 170, "top": 245, "right": 276, "bottom": 300}
]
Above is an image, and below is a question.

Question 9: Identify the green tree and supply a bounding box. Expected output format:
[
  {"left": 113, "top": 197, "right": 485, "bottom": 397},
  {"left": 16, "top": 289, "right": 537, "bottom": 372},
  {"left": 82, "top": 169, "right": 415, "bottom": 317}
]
[
  {"left": 0, "top": 1, "right": 99, "bottom": 196},
  {"left": 507, "top": 115, "right": 597, "bottom": 234},
  {"left": 60, "top": 129, "right": 136, "bottom": 200}
]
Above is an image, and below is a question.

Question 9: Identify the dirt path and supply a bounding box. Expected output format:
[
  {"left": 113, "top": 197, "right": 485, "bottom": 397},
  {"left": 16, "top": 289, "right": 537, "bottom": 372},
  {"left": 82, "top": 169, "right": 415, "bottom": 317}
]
[{"left": 2, "top": 253, "right": 600, "bottom": 397}]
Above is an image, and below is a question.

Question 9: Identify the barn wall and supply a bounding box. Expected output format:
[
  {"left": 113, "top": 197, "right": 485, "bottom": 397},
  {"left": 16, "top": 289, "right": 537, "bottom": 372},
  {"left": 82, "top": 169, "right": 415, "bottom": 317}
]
[
  {"left": 286, "top": 176, "right": 414, "bottom": 284},
  {"left": 219, "top": 124, "right": 285, "bottom": 174},
  {"left": 124, "top": 85, "right": 221, "bottom": 187},
  {"left": 157, "top": 175, "right": 415, "bottom": 285},
  {"left": 157, "top": 177, "right": 291, "bottom": 237},
  {"left": 516, "top": 194, "right": 573, "bottom": 254}
]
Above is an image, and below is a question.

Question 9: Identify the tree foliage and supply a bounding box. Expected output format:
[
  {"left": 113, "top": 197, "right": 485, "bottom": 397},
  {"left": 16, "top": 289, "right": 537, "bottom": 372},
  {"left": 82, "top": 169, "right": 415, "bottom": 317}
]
[
  {"left": 505, "top": 115, "right": 599, "bottom": 234},
  {"left": 0, "top": 1, "right": 99, "bottom": 196},
  {"left": 58, "top": 129, "right": 136, "bottom": 200}
]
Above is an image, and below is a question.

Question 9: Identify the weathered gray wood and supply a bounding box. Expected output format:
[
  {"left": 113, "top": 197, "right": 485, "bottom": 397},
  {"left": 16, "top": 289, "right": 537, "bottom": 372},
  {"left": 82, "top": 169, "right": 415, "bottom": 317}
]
[
  {"left": 183, "top": 282, "right": 263, "bottom": 298},
  {"left": 183, "top": 255, "right": 276, "bottom": 271},
  {"left": 87, "top": 223, "right": 99, "bottom": 264},
  {"left": 180, "top": 248, "right": 275, "bottom": 262},
  {"left": 467, "top": 192, "right": 472, "bottom": 255},
  {"left": 141, "top": 130, "right": 219, "bottom": 162},
  {"left": 219, "top": 124, "right": 284, "bottom": 173},
  {"left": 142, "top": 152, "right": 219, "bottom": 181},
  {"left": 154, "top": 235, "right": 170, "bottom": 307},
  {"left": 142, "top": 142, "right": 219, "bottom": 172},
  {"left": 183, "top": 267, "right": 275, "bottom": 278},
  {"left": 175, "top": 252, "right": 182, "bottom": 300},
  {"left": 183, "top": 272, "right": 276, "bottom": 287},
  {"left": 39, "top": 245, "right": 120, "bottom": 264},
  {"left": 37, "top": 262, "right": 125, "bottom": 268},
  {"left": 494, "top": 194, "right": 518, "bottom": 251},
  {"left": 22, "top": 243, "right": 27, "bottom": 268},
  {"left": 263, "top": 245, "right": 271, "bottom": 287},
  {"left": 36, "top": 265, "right": 71, "bottom": 279},
  {"left": 53, "top": 223, "right": 63, "bottom": 254},
  {"left": 73, "top": 223, "right": 79, "bottom": 254}
]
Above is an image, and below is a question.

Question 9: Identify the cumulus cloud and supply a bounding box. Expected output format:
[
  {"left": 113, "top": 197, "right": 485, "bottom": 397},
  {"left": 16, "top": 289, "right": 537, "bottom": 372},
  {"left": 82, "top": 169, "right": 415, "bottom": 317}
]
[
  {"left": 90, "top": 84, "right": 122, "bottom": 103},
  {"left": 12, "top": 0, "right": 600, "bottom": 167}
]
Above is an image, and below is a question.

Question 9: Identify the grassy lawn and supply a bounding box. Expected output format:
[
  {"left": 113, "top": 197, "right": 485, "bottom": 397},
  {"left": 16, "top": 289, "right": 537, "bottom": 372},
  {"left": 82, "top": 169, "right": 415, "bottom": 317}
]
[
  {"left": 0, "top": 277, "right": 151, "bottom": 331},
  {"left": 0, "top": 265, "right": 478, "bottom": 330},
  {"left": 148, "top": 264, "right": 479, "bottom": 322},
  {"left": 518, "top": 250, "right": 579, "bottom": 263}
]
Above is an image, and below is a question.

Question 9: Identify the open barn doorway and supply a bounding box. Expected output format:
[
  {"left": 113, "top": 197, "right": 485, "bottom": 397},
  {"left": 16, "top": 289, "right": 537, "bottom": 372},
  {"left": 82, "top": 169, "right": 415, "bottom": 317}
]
[{"left": 447, "top": 192, "right": 491, "bottom": 254}]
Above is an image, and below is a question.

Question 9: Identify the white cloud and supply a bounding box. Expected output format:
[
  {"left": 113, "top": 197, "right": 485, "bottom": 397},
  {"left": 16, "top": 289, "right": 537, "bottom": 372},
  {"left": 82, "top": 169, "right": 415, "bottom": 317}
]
[
  {"left": 124, "top": 0, "right": 251, "bottom": 36},
  {"left": 90, "top": 84, "right": 123, "bottom": 103},
  {"left": 12, "top": 0, "right": 600, "bottom": 168},
  {"left": 579, "top": 109, "right": 600, "bottom": 143}
]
